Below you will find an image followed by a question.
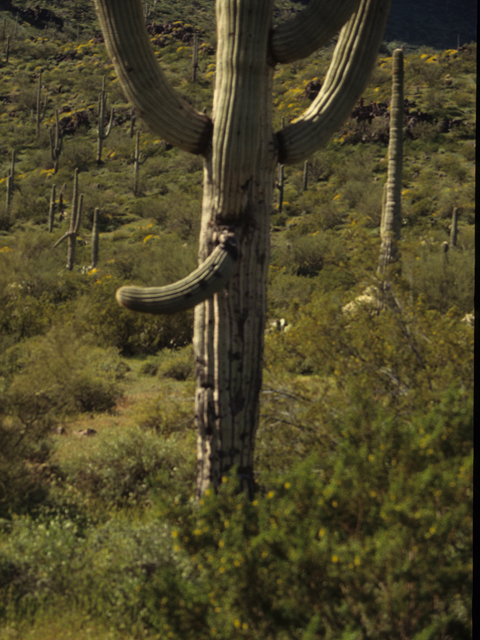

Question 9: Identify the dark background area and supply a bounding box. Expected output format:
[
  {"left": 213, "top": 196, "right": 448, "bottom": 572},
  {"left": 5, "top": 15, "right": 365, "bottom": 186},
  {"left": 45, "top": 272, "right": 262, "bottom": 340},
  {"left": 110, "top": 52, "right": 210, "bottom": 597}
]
[
  {"left": 297, "top": 0, "right": 477, "bottom": 49},
  {"left": 385, "top": 0, "right": 477, "bottom": 49}
]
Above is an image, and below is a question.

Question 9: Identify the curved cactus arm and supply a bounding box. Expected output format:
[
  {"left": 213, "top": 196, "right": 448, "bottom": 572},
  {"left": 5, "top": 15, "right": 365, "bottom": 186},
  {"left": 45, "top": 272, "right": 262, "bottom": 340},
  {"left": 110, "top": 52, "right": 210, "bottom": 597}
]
[
  {"left": 116, "top": 234, "right": 238, "bottom": 314},
  {"left": 93, "top": 0, "right": 211, "bottom": 155},
  {"left": 53, "top": 231, "right": 75, "bottom": 248},
  {"left": 277, "top": 0, "right": 391, "bottom": 165},
  {"left": 271, "top": 0, "right": 360, "bottom": 64}
]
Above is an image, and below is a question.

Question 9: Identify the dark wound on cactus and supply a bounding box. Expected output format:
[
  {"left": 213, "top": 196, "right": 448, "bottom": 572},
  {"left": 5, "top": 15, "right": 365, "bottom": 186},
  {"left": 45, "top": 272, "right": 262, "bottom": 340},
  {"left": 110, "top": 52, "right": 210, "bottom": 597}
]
[{"left": 116, "top": 235, "right": 238, "bottom": 314}]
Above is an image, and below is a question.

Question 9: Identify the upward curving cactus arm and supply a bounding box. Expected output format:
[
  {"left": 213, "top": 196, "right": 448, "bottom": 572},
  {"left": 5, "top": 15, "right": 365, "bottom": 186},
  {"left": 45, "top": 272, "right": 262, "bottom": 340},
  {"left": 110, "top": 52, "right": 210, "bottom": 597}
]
[
  {"left": 271, "top": 0, "right": 360, "bottom": 64},
  {"left": 116, "top": 233, "right": 239, "bottom": 314},
  {"left": 277, "top": 0, "right": 391, "bottom": 164},
  {"left": 93, "top": 0, "right": 211, "bottom": 154}
]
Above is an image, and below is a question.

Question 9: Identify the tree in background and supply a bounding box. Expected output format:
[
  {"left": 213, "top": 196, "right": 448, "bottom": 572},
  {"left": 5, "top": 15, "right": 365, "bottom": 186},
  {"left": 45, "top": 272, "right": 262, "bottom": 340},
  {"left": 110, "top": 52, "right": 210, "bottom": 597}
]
[{"left": 93, "top": 0, "right": 392, "bottom": 498}]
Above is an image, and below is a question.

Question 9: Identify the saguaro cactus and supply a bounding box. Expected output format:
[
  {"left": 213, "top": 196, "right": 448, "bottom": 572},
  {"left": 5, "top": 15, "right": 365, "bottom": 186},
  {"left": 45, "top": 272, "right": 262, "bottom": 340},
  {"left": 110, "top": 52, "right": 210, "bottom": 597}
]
[
  {"left": 96, "top": 76, "right": 114, "bottom": 164},
  {"left": 54, "top": 169, "right": 83, "bottom": 270},
  {"left": 94, "top": 0, "right": 391, "bottom": 497},
  {"left": 50, "top": 109, "right": 64, "bottom": 173},
  {"left": 133, "top": 131, "right": 147, "bottom": 196},
  {"left": 34, "top": 70, "right": 47, "bottom": 138},
  {"left": 378, "top": 48, "right": 404, "bottom": 277},
  {"left": 450, "top": 206, "right": 458, "bottom": 248},
  {"left": 192, "top": 33, "right": 199, "bottom": 83},
  {"left": 48, "top": 183, "right": 56, "bottom": 232},
  {"left": 91, "top": 208, "right": 100, "bottom": 269}
]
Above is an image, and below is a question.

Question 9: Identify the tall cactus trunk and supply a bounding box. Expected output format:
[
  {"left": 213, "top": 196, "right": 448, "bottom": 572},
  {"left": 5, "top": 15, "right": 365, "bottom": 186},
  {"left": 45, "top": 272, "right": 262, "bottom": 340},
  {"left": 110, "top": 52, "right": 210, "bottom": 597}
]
[
  {"left": 194, "top": 5, "right": 276, "bottom": 495},
  {"left": 378, "top": 48, "right": 404, "bottom": 277}
]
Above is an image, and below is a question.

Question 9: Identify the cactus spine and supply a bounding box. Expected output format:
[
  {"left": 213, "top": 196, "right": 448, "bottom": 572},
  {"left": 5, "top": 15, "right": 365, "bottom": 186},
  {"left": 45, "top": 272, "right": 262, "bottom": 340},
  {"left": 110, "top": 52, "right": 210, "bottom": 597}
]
[
  {"left": 378, "top": 48, "right": 404, "bottom": 277},
  {"left": 94, "top": 0, "right": 392, "bottom": 498},
  {"left": 53, "top": 169, "right": 83, "bottom": 270},
  {"left": 50, "top": 110, "right": 64, "bottom": 173},
  {"left": 96, "top": 76, "right": 114, "bottom": 164},
  {"left": 48, "top": 183, "right": 56, "bottom": 232},
  {"left": 91, "top": 208, "right": 100, "bottom": 268}
]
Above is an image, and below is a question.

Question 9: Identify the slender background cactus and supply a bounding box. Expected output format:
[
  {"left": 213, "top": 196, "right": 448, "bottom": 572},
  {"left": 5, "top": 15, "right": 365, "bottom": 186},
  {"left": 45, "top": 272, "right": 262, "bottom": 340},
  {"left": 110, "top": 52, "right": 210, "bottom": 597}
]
[
  {"left": 34, "top": 70, "right": 47, "bottom": 139},
  {"left": 378, "top": 47, "right": 404, "bottom": 278},
  {"left": 48, "top": 183, "right": 56, "bottom": 233},
  {"left": 91, "top": 207, "right": 100, "bottom": 269},
  {"left": 133, "top": 131, "right": 147, "bottom": 196},
  {"left": 94, "top": 0, "right": 392, "bottom": 497},
  {"left": 96, "top": 76, "right": 114, "bottom": 164},
  {"left": 50, "top": 110, "right": 64, "bottom": 174},
  {"left": 54, "top": 168, "right": 83, "bottom": 271}
]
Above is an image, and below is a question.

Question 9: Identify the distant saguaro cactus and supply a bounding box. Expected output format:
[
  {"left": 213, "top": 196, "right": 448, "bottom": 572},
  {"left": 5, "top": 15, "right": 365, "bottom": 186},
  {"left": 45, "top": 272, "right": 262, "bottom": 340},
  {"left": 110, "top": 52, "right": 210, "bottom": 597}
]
[
  {"left": 133, "top": 131, "right": 147, "bottom": 196},
  {"left": 450, "top": 206, "right": 458, "bottom": 248},
  {"left": 378, "top": 48, "right": 404, "bottom": 277},
  {"left": 4, "top": 150, "right": 15, "bottom": 223},
  {"left": 91, "top": 208, "right": 100, "bottom": 269},
  {"left": 303, "top": 160, "right": 309, "bottom": 191},
  {"left": 50, "top": 110, "right": 64, "bottom": 173},
  {"left": 192, "top": 33, "right": 199, "bottom": 82},
  {"left": 94, "top": 0, "right": 392, "bottom": 498},
  {"left": 48, "top": 183, "right": 56, "bottom": 232},
  {"left": 129, "top": 107, "right": 136, "bottom": 138},
  {"left": 277, "top": 164, "right": 285, "bottom": 213},
  {"left": 54, "top": 169, "right": 83, "bottom": 270},
  {"left": 96, "top": 76, "right": 114, "bottom": 164},
  {"left": 34, "top": 70, "right": 47, "bottom": 138}
]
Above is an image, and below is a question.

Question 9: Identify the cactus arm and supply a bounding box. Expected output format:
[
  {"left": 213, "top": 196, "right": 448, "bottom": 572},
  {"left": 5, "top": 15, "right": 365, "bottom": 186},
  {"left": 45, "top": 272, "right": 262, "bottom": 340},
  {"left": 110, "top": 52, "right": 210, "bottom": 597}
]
[
  {"left": 53, "top": 231, "right": 75, "bottom": 248},
  {"left": 105, "top": 104, "right": 114, "bottom": 138},
  {"left": 271, "top": 0, "right": 360, "bottom": 64},
  {"left": 277, "top": 0, "right": 391, "bottom": 165},
  {"left": 93, "top": 0, "right": 212, "bottom": 154},
  {"left": 116, "top": 235, "right": 238, "bottom": 314}
]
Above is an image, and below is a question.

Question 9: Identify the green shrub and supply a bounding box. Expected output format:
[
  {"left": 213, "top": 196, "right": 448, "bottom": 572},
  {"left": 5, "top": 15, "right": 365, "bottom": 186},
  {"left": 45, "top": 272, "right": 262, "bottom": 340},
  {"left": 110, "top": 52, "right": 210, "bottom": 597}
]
[
  {"left": 56, "top": 425, "right": 196, "bottom": 509},
  {"left": 157, "top": 344, "right": 194, "bottom": 381},
  {"left": 5, "top": 325, "right": 123, "bottom": 416},
  {"left": 0, "top": 394, "right": 53, "bottom": 518}
]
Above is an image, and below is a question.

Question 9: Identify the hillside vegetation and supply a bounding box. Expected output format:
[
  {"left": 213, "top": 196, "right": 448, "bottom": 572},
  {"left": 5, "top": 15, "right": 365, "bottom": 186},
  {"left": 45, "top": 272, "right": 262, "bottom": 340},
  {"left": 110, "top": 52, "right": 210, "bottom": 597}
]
[{"left": 0, "top": 2, "right": 474, "bottom": 639}]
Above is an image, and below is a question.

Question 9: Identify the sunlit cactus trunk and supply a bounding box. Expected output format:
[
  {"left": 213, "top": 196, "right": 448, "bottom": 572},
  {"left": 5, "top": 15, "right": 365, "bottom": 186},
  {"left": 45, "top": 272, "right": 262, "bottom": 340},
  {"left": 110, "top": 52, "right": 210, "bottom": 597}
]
[
  {"left": 194, "top": 2, "right": 276, "bottom": 497},
  {"left": 94, "top": 0, "right": 391, "bottom": 498}
]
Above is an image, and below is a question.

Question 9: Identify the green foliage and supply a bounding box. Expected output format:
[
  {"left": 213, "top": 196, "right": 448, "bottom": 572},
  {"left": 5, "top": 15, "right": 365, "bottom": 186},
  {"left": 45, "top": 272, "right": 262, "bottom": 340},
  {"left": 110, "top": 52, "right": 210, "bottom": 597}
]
[
  {"left": 0, "top": 395, "right": 53, "bottom": 518},
  {"left": 55, "top": 425, "right": 196, "bottom": 509},
  {"left": 3, "top": 324, "right": 123, "bottom": 415}
]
